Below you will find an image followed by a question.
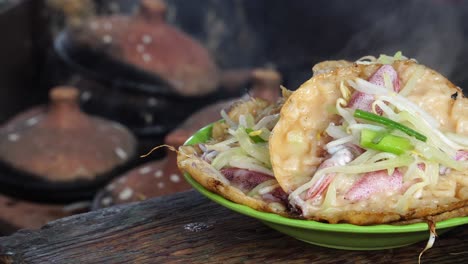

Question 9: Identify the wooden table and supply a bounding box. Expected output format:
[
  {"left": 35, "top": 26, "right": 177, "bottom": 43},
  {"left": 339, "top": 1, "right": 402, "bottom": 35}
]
[{"left": 0, "top": 190, "right": 466, "bottom": 263}]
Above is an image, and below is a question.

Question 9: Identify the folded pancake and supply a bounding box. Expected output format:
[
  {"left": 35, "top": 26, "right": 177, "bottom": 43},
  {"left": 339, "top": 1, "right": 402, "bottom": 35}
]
[
  {"left": 270, "top": 54, "right": 468, "bottom": 224},
  {"left": 178, "top": 94, "right": 292, "bottom": 216}
]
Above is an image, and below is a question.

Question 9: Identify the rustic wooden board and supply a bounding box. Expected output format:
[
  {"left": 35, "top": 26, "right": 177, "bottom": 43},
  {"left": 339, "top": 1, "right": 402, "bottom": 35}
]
[{"left": 0, "top": 190, "right": 466, "bottom": 263}]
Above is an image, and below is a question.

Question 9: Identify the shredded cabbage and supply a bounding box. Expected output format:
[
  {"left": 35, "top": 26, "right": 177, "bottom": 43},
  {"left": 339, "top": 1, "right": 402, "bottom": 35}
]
[
  {"left": 220, "top": 109, "right": 236, "bottom": 127},
  {"left": 253, "top": 114, "right": 279, "bottom": 130},
  {"left": 235, "top": 127, "right": 271, "bottom": 167},
  {"left": 205, "top": 137, "right": 238, "bottom": 152},
  {"left": 229, "top": 155, "right": 274, "bottom": 176},
  {"left": 377, "top": 51, "right": 408, "bottom": 64},
  {"left": 211, "top": 147, "right": 245, "bottom": 170},
  {"left": 355, "top": 51, "right": 409, "bottom": 65},
  {"left": 238, "top": 114, "right": 255, "bottom": 128},
  {"left": 207, "top": 108, "right": 280, "bottom": 177},
  {"left": 247, "top": 179, "right": 277, "bottom": 197}
]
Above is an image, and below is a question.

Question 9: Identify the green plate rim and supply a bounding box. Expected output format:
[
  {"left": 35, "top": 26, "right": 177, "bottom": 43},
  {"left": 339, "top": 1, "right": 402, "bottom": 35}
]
[{"left": 183, "top": 123, "right": 468, "bottom": 234}]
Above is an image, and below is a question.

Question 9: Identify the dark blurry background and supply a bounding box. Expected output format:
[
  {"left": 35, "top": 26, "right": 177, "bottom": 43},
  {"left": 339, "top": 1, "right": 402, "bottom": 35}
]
[
  {"left": 98, "top": 0, "right": 468, "bottom": 90},
  {"left": 1, "top": 0, "right": 467, "bottom": 234},
  {"left": 1, "top": 0, "right": 468, "bottom": 123}
]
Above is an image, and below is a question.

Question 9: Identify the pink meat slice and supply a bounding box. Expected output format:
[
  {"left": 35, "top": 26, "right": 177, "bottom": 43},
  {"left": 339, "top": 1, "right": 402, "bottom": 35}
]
[
  {"left": 344, "top": 169, "right": 403, "bottom": 202},
  {"left": 261, "top": 186, "right": 288, "bottom": 204},
  {"left": 220, "top": 168, "right": 272, "bottom": 193},
  {"left": 456, "top": 150, "right": 468, "bottom": 161},
  {"left": 220, "top": 167, "right": 288, "bottom": 204},
  {"left": 306, "top": 145, "right": 363, "bottom": 200},
  {"left": 348, "top": 65, "right": 400, "bottom": 112},
  {"left": 368, "top": 64, "right": 401, "bottom": 92}
]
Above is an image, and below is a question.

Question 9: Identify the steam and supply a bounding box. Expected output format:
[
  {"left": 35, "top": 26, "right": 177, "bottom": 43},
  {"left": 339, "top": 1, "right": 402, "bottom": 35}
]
[{"left": 337, "top": 0, "right": 463, "bottom": 81}]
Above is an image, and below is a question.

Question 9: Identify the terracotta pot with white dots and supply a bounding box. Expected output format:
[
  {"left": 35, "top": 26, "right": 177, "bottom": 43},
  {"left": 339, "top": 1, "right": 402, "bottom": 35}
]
[
  {"left": 0, "top": 86, "right": 137, "bottom": 202},
  {"left": 92, "top": 137, "right": 190, "bottom": 209},
  {"left": 66, "top": 0, "right": 219, "bottom": 96},
  {"left": 54, "top": 0, "right": 238, "bottom": 153}
]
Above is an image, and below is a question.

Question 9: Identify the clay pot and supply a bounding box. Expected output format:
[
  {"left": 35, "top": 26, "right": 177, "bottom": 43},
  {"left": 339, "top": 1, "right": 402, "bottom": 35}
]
[
  {"left": 0, "top": 86, "right": 137, "bottom": 202},
  {"left": 67, "top": 0, "right": 219, "bottom": 96},
  {"left": 0, "top": 86, "right": 136, "bottom": 182},
  {"left": 92, "top": 68, "right": 281, "bottom": 209},
  {"left": 51, "top": 0, "right": 243, "bottom": 150},
  {"left": 92, "top": 150, "right": 190, "bottom": 209}
]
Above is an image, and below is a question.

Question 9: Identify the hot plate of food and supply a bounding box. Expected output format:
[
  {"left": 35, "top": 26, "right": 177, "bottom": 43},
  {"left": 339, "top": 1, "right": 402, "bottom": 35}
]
[{"left": 176, "top": 53, "right": 468, "bottom": 253}]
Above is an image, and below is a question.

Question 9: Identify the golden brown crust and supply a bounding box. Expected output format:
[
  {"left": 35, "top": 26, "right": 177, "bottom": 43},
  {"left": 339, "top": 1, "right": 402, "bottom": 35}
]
[
  {"left": 177, "top": 146, "right": 290, "bottom": 217},
  {"left": 308, "top": 200, "right": 468, "bottom": 225},
  {"left": 395, "top": 206, "right": 468, "bottom": 225},
  {"left": 271, "top": 62, "right": 379, "bottom": 194},
  {"left": 271, "top": 59, "right": 468, "bottom": 224},
  {"left": 312, "top": 60, "right": 354, "bottom": 75}
]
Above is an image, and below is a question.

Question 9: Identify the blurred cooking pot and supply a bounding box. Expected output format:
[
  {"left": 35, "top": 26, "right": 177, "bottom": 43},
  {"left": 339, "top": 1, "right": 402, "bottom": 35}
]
[
  {"left": 52, "top": 0, "right": 249, "bottom": 147},
  {"left": 0, "top": 86, "right": 138, "bottom": 203},
  {"left": 66, "top": 0, "right": 219, "bottom": 96}
]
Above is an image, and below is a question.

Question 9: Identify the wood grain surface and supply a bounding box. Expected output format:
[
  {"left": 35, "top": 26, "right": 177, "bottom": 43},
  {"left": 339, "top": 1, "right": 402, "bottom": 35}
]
[{"left": 0, "top": 190, "right": 466, "bottom": 264}]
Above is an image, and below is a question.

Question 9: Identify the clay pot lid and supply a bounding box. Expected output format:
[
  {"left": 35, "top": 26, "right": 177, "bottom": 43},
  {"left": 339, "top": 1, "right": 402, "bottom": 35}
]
[
  {"left": 0, "top": 86, "right": 137, "bottom": 182},
  {"left": 92, "top": 154, "right": 191, "bottom": 209},
  {"left": 70, "top": 0, "right": 219, "bottom": 96}
]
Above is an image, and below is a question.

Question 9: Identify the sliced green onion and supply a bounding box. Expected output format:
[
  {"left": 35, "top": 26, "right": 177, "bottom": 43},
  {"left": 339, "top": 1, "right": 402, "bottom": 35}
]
[
  {"left": 371, "top": 129, "right": 392, "bottom": 144},
  {"left": 360, "top": 129, "right": 413, "bottom": 155},
  {"left": 354, "top": 109, "right": 427, "bottom": 142}
]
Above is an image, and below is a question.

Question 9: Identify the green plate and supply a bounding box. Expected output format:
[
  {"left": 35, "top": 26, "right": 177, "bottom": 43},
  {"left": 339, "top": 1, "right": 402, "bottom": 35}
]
[{"left": 183, "top": 124, "right": 468, "bottom": 250}]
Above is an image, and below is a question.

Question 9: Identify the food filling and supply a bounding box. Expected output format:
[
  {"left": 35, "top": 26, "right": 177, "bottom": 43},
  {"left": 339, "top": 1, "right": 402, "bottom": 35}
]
[
  {"left": 199, "top": 99, "right": 288, "bottom": 209},
  {"left": 288, "top": 53, "right": 468, "bottom": 220}
]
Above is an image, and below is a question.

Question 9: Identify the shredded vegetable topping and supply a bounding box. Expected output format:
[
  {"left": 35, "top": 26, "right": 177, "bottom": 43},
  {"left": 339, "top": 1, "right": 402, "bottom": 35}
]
[
  {"left": 418, "top": 220, "right": 437, "bottom": 264},
  {"left": 289, "top": 54, "right": 468, "bottom": 225},
  {"left": 190, "top": 54, "right": 467, "bottom": 259},
  {"left": 200, "top": 99, "right": 282, "bottom": 188},
  {"left": 356, "top": 51, "right": 411, "bottom": 65},
  {"left": 191, "top": 55, "right": 467, "bottom": 259},
  {"left": 354, "top": 109, "right": 427, "bottom": 142}
]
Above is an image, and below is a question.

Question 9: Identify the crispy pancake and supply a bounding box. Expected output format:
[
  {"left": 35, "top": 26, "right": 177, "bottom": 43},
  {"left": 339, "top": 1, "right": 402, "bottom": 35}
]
[
  {"left": 177, "top": 97, "right": 292, "bottom": 217},
  {"left": 178, "top": 145, "right": 290, "bottom": 216},
  {"left": 271, "top": 57, "right": 468, "bottom": 224}
]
